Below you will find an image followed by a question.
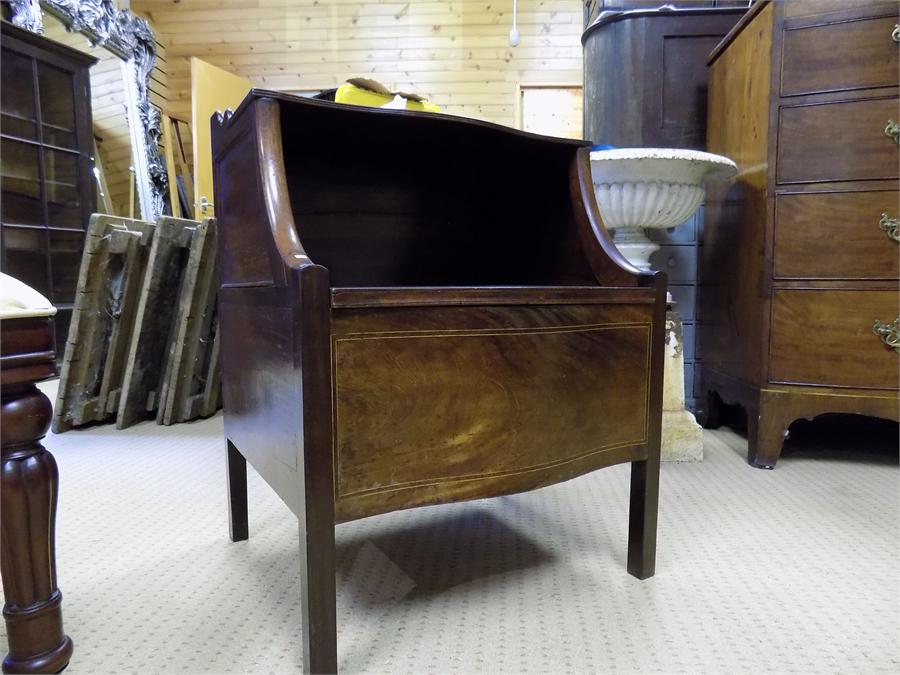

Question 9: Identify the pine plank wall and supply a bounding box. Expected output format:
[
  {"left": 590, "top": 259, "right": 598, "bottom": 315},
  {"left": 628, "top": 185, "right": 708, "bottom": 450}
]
[{"left": 132, "top": 0, "right": 585, "bottom": 129}]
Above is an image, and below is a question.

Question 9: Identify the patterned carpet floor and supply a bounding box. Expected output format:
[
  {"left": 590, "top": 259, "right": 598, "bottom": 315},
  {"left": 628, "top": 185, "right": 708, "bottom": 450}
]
[{"left": 2, "top": 381, "right": 897, "bottom": 674}]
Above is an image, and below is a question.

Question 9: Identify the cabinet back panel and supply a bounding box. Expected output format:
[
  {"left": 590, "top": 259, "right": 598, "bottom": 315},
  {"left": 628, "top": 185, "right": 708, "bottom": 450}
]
[{"left": 281, "top": 103, "right": 596, "bottom": 287}]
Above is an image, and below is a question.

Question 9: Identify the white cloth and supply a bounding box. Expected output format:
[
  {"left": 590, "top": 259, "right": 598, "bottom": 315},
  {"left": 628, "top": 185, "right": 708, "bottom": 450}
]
[{"left": 0, "top": 272, "right": 56, "bottom": 319}]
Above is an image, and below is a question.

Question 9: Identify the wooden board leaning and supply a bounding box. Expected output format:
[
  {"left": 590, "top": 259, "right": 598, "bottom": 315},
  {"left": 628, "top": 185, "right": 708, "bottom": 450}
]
[
  {"left": 156, "top": 218, "right": 220, "bottom": 426},
  {"left": 55, "top": 214, "right": 222, "bottom": 433},
  {"left": 116, "top": 216, "right": 197, "bottom": 429},
  {"left": 53, "top": 215, "right": 155, "bottom": 433}
]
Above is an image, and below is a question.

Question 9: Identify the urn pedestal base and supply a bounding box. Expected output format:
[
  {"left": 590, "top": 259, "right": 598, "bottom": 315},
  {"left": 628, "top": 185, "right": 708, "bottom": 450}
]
[
  {"left": 661, "top": 310, "right": 703, "bottom": 462},
  {"left": 661, "top": 409, "right": 704, "bottom": 462}
]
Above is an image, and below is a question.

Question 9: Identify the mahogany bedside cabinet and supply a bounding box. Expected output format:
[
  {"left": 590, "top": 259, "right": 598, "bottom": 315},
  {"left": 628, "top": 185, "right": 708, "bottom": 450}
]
[{"left": 211, "top": 90, "right": 667, "bottom": 673}]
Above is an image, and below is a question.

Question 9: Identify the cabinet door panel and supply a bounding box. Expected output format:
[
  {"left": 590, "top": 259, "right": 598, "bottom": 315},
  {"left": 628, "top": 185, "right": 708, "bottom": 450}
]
[
  {"left": 1, "top": 225, "right": 49, "bottom": 295},
  {"left": 1, "top": 138, "right": 44, "bottom": 226},
  {"left": 770, "top": 289, "right": 899, "bottom": 389},
  {"left": 37, "top": 62, "right": 77, "bottom": 149},
  {"left": 1, "top": 48, "right": 37, "bottom": 141},
  {"left": 44, "top": 149, "right": 82, "bottom": 228},
  {"left": 49, "top": 229, "right": 84, "bottom": 304}
]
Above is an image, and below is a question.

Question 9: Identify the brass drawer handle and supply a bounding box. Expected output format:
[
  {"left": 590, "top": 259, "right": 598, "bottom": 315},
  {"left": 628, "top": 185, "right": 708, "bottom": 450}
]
[
  {"left": 880, "top": 213, "right": 900, "bottom": 242},
  {"left": 873, "top": 317, "right": 900, "bottom": 353},
  {"left": 893, "top": 23, "right": 900, "bottom": 43},
  {"left": 886, "top": 119, "right": 900, "bottom": 146}
]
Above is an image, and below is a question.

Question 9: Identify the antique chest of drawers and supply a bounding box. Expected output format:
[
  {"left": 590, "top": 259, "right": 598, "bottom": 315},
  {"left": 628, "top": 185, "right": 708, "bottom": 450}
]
[{"left": 698, "top": 0, "right": 899, "bottom": 468}]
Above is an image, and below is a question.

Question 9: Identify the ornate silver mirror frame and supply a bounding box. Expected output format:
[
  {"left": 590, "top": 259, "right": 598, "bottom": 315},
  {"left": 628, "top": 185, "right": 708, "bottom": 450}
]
[{"left": 10, "top": 0, "right": 167, "bottom": 220}]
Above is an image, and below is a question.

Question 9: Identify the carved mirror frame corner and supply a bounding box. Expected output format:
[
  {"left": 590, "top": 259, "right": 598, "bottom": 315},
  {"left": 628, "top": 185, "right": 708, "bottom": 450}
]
[{"left": 10, "top": 0, "right": 167, "bottom": 221}]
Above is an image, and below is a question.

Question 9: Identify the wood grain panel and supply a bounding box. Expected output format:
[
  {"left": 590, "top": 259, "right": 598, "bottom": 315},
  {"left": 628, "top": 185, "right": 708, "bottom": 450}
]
[
  {"left": 770, "top": 289, "right": 899, "bottom": 389},
  {"left": 777, "top": 97, "right": 900, "bottom": 184},
  {"left": 774, "top": 191, "right": 900, "bottom": 279},
  {"left": 332, "top": 303, "right": 654, "bottom": 520},
  {"left": 133, "top": 0, "right": 584, "bottom": 128},
  {"left": 701, "top": 1, "right": 773, "bottom": 386},
  {"left": 781, "top": 16, "right": 900, "bottom": 96}
]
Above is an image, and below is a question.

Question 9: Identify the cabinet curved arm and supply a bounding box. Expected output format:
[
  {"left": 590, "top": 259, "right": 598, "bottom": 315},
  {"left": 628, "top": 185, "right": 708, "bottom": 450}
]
[
  {"left": 255, "top": 98, "right": 313, "bottom": 271},
  {"left": 569, "top": 147, "right": 649, "bottom": 288}
]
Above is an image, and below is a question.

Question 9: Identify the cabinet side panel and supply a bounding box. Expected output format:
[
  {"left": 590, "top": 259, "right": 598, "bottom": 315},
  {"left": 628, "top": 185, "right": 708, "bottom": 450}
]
[
  {"left": 219, "top": 296, "right": 302, "bottom": 517},
  {"left": 699, "top": 2, "right": 774, "bottom": 388}
]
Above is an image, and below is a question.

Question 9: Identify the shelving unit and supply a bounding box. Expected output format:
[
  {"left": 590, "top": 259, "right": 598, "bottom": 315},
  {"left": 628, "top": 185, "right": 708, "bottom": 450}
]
[{"left": 1, "top": 20, "right": 97, "bottom": 357}]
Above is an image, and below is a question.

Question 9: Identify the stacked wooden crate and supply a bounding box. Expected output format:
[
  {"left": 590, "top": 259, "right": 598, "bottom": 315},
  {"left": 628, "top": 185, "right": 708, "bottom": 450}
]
[{"left": 53, "top": 214, "right": 220, "bottom": 433}]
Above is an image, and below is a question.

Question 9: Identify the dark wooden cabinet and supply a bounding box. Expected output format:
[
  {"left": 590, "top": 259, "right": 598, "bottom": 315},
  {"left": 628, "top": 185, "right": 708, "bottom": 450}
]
[
  {"left": 1, "top": 21, "right": 97, "bottom": 357},
  {"left": 698, "top": 0, "right": 900, "bottom": 468},
  {"left": 581, "top": 2, "right": 747, "bottom": 410},
  {"left": 583, "top": 2, "right": 747, "bottom": 150}
]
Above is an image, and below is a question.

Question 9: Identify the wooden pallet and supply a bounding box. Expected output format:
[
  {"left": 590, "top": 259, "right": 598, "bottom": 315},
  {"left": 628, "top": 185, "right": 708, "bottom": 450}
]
[
  {"left": 115, "top": 216, "right": 197, "bottom": 429},
  {"left": 55, "top": 215, "right": 221, "bottom": 432},
  {"left": 156, "top": 217, "right": 220, "bottom": 425},
  {"left": 53, "top": 215, "right": 155, "bottom": 433}
]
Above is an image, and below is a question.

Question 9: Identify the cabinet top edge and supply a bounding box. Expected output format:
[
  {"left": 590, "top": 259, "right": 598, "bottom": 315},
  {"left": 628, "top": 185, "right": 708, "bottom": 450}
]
[
  {"left": 708, "top": 0, "right": 771, "bottom": 65},
  {"left": 582, "top": 4, "right": 747, "bottom": 44}
]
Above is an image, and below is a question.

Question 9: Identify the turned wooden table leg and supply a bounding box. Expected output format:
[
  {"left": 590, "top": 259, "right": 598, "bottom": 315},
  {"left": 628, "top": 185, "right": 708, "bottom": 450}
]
[{"left": 1, "top": 382, "right": 73, "bottom": 674}]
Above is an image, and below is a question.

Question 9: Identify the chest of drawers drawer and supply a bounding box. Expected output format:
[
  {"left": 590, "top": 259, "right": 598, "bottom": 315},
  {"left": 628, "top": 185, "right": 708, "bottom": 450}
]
[
  {"left": 777, "top": 96, "right": 899, "bottom": 184},
  {"left": 781, "top": 15, "right": 900, "bottom": 97},
  {"left": 769, "top": 289, "right": 899, "bottom": 389},
  {"left": 649, "top": 244, "right": 697, "bottom": 284},
  {"left": 784, "top": 0, "right": 899, "bottom": 19},
  {"left": 774, "top": 190, "right": 900, "bottom": 279}
]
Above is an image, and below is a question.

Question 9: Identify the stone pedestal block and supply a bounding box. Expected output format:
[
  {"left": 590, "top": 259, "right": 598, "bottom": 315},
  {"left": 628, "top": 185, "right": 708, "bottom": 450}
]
[{"left": 661, "top": 310, "right": 703, "bottom": 462}]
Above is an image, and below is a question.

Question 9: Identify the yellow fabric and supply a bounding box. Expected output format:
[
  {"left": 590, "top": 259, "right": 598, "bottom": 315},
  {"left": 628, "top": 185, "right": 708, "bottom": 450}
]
[{"left": 334, "top": 83, "right": 440, "bottom": 113}]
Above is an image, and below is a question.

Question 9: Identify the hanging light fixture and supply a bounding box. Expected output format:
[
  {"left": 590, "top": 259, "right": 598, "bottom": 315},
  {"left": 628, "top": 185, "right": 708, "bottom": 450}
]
[{"left": 509, "top": 0, "right": 521, "bottom": 46}]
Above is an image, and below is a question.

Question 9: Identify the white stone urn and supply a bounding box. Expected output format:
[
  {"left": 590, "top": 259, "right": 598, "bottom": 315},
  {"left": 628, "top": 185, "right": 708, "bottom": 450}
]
[{"left": 589, "top": 148, "right": 737, "bottom": 271}]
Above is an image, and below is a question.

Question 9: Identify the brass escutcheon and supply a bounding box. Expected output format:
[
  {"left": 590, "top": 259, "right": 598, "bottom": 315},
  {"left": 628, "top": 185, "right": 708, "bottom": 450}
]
[
  {"left": 873, "top": 317, "right": 900, "bottom": 353},
  {"left": 886, "top": 120, "right": 900, "bottom": 146},
  {"left": 879, "top": 213, "right": 900, "bottom": 242}
]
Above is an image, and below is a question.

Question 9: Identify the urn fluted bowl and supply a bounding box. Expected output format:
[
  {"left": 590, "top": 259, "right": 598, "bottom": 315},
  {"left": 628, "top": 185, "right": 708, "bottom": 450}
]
[{"left": 590, "top": 148, "right": 738, "bottom": 270}]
